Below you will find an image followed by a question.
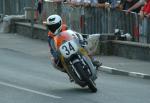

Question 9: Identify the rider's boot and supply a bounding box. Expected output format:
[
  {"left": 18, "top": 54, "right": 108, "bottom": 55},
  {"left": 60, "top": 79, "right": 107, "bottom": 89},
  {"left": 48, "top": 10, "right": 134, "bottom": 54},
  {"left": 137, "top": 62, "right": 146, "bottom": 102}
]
[{"left": 91, "top": 58, "right": 102, "bottom": 70}]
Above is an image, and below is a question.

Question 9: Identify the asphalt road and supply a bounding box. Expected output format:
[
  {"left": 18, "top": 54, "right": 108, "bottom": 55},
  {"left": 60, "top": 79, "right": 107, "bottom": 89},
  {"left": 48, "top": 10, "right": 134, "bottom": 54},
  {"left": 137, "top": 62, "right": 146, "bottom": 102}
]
[{"left": 0, "top": 33, "right": 150, "bottom": 103}]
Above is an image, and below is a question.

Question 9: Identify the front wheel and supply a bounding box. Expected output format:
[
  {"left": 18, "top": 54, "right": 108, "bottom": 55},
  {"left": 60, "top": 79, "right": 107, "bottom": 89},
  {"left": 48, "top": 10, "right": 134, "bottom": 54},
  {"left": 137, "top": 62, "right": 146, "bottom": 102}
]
[
  {"left": 87, "top": 78, "right": 97, "bottom": 92},
  {"left": 74, "top": 62, "right": 97, "bottom": 92}
]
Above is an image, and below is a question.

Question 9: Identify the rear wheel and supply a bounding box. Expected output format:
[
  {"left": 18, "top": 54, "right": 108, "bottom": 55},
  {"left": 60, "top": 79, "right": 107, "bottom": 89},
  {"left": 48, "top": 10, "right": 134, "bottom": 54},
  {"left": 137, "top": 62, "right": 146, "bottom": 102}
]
[{"left": 74, "top": 62, "right": 97, "bottom": 92}]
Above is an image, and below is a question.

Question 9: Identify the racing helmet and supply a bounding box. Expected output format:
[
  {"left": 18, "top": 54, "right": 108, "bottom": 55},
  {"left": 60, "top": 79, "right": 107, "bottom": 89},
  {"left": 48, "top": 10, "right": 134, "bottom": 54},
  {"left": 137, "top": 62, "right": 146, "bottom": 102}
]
[{"left": 46, "top": 14, "right": 62, "bottom": 35}]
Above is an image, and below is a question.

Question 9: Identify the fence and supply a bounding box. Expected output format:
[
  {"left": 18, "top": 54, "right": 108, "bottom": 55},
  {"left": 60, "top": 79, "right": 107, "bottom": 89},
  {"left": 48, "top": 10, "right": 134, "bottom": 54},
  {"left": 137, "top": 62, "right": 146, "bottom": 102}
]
[
  {"left": 0, "top": 0, "right": 4, "bottom": 14},
  {"left": 0, "top": 0, "right": 32, "bottom": 15},
  {"left": 59, "top": 3, "right": 150, "bottom": 44},
  {"left": 0, "top": 1, "right": 150, "bottom": 43}
]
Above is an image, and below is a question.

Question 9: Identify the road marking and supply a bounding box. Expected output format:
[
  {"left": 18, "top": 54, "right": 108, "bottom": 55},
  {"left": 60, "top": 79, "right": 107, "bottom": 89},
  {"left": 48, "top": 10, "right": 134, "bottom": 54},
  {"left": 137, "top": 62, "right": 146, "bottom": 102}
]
[
  {"left": 101, "top": 65, "right": 149, "bottom": 79},
  {"left": 129, "top": 72, "right": 145, "bottom": 78},
  {"left": 0, "top": 81, "right": 62, "bottom": 99},
  {"left": 101, "top": 65, "right": 127, "bottom": 72},
  {"left": 101, "top": 65, "right": 120, "bottom": 71},
  {"left": 101, "top": 65, "right": 116, "bottom": 70}
]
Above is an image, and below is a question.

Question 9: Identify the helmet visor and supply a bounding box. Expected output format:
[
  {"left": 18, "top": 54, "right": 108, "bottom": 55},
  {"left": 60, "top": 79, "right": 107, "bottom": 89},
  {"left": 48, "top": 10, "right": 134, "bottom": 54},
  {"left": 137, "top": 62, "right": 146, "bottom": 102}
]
[{"left": 47, "top": 21, "right": 61, "bottom": 33}]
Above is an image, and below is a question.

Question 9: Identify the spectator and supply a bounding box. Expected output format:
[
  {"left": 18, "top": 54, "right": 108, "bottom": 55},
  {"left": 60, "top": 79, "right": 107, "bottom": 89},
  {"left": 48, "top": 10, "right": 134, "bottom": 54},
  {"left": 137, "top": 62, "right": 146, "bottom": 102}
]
[
  {"left": 139, "top": 0, "right": 150, "bottom": 19},
  {"left": 96, "top": 0, "right": 111, "bottom": 8},
  {"left": 68, "top": 0, "right": 87, "bottom": 6},
  {"left": 119, "top": 0, "right": 141, "bottom": 13},
  {"left": 69, "top": 0, "right": 97, "bottom": 7},
  {"left": 35, "top": 0, "right": 43, "bottom": 23},
  {"left": 127, "top": 0, "right": 150, "bottom": 18},
  {"left": 137, "top": 0, "right": 150, "bottom": 43},
  {"left": 127, "top": 0, "right": 145, "bottom": 13},
  {"left": 37, "top": 0, "right": 43, "bottom": 14},
  {"left": 108, "top": 0, "right": 120, "bottom": 8}
]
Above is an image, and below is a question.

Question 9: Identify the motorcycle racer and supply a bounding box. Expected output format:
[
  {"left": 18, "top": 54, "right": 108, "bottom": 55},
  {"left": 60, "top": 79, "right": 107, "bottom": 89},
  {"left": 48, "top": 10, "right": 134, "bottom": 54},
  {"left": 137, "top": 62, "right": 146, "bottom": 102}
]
[{"left": 43, "top": 14, "right": 101, "bottom": 81}]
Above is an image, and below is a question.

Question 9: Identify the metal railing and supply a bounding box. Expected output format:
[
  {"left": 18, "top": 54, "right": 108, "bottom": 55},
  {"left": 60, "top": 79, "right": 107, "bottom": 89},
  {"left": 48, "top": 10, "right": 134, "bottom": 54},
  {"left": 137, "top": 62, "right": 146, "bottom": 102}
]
[
  {"left": 59, "top": 3, "right": 150, "bottom": 43},
  {"left": 0, "top": 0, "right": 32, "bottom": 15},
  {"left": 0, "top": 1, "right": 149, "bottom": 43}
]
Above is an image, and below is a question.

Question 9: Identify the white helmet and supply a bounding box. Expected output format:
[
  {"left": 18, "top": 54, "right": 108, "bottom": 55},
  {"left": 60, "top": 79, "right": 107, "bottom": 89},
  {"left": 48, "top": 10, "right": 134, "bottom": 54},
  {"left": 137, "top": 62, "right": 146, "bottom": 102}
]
[{"left": 46, "top": 14, "right": 62, "bottom": 35}]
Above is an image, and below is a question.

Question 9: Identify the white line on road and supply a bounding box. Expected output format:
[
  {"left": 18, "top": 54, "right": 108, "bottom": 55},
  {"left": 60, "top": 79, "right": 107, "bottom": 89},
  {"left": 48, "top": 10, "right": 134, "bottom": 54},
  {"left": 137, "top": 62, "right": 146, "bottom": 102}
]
[
  {"left": 101, "top": 65, "right": 149, "bottom": 79},
  {"left": 101, "top": 65, "right": 120, "bottom": 71},
  {"left": 0, "top": 81, "right": 62, "bottom": 99},
  {"left": 129, "top": 72, "right": 145, "bottom": 78},
  {"left": 100, "top": 65, "right": 118, "bottom": 73},
  {"left": 101, "top": 66, "right": 126, "bottom": 72}
]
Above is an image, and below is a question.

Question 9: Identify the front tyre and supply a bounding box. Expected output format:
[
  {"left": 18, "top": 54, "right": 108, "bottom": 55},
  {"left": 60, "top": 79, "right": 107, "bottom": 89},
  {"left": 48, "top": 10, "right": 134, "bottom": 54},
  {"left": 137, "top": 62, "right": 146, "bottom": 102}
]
[
  {"left": 74, "top": 62, "right": 97, "bottom": 93},
  {"left": 87, "top": 78, "right": 97, "bottom": 93}
]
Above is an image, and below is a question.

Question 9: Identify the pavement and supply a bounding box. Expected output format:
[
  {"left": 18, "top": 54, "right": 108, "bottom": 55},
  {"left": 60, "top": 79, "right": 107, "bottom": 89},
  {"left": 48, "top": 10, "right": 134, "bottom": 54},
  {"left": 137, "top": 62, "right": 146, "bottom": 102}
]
[{"left": 94, "top": 56, "right": 150, "bottom": 80}]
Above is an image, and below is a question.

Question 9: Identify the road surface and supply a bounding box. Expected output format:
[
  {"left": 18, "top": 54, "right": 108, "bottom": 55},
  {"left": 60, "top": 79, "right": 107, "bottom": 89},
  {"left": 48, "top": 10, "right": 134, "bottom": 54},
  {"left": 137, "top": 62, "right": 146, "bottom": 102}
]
[{"left": 0, "top": 33, "right": 150, "bottom": 103}]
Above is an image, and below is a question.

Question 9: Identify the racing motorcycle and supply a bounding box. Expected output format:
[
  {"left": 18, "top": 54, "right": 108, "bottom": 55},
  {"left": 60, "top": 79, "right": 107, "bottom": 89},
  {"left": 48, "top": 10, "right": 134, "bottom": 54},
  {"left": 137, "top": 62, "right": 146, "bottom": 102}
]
[{"left": 53, "top": 30, "right": 98, "bottom": 92}]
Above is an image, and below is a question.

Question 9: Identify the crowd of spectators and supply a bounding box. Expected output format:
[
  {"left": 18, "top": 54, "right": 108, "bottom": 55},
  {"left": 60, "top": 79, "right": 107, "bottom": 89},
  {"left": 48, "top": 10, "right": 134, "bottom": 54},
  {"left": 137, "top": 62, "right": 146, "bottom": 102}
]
[
  {"left": 38, "top": 0, "right": 150, "bottom": 20},
  {"left": 121, "top": 0, "right": 150, "bottom": 19},
  {"left": 54, "top": 0, "right": 150, "bottom": 19}
]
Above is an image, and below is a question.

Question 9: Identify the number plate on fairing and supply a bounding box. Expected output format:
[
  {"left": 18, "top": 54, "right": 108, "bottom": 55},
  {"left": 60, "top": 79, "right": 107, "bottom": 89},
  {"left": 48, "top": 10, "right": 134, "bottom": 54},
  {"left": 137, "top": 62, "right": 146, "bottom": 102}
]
[{"left": 59, "top": 40, "right": 79, "bottom": 58}]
